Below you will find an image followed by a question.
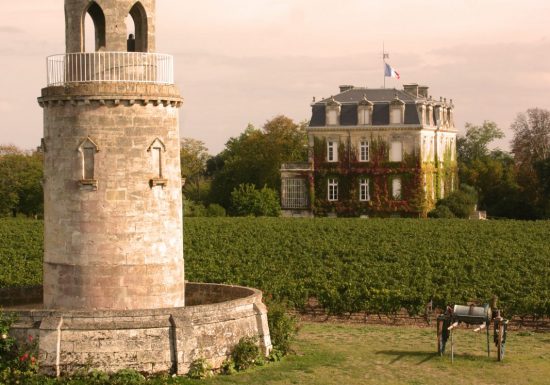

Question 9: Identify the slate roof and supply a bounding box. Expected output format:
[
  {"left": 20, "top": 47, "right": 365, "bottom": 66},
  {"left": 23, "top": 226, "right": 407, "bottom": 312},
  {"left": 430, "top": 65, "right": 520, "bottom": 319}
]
[{"left": 310, "top": 87, "right": 431, "bottom": 127}]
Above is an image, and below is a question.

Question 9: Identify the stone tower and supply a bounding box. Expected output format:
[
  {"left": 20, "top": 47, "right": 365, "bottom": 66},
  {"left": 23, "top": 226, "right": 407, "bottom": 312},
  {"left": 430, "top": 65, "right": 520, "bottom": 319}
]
[{"left": 39, "top": 0, "right": 185, "bottom": 310}]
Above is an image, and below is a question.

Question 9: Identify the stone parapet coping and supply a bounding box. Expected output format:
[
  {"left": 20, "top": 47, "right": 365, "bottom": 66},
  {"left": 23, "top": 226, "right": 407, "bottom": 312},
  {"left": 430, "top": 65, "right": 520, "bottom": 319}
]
[{"left": 37, "top": 82, "right": 183, "bottom": 108}]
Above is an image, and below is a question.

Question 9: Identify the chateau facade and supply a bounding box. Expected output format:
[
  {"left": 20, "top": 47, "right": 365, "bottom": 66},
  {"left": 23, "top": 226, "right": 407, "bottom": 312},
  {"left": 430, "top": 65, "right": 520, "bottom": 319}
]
[{"left": 281, "top": 84, "right": 458, "bottom": 217}]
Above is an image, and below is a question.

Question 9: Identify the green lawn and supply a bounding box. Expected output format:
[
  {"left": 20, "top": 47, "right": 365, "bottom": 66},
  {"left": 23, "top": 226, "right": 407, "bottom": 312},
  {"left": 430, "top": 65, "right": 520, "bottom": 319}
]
[{"left": 175, "top": 323, "right": 549, "bottom": 385}]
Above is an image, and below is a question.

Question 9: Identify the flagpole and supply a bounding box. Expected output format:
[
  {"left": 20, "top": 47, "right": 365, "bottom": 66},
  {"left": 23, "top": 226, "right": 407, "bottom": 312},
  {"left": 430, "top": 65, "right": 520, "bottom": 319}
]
[{"left": 383, "top": 42, "right": 385, "bottom": 89}]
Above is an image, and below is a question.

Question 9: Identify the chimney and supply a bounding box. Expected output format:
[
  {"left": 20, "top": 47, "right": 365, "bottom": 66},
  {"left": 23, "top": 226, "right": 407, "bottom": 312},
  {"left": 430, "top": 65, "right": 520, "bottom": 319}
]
[
  {"left": 339, "top": 85, "right": 354, "bottom": 93},
  {"left": 418, "top": 86, "right": 429, "bottom": 98},
  {"left": 403, "top": 83, "right": 419, "bottom": 97}
]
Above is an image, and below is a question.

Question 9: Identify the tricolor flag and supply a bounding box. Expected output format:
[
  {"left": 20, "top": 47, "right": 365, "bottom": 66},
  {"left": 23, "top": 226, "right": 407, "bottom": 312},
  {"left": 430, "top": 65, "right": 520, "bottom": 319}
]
[{"left": 384, "top": 63, "right": 400, "bottom": 79}]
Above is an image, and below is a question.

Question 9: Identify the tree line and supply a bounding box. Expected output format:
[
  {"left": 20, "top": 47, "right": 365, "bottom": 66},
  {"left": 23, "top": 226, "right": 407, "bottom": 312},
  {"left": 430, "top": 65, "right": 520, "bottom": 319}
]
[{"left": 1, "top": 109, "right": 549, "bottom": 219}]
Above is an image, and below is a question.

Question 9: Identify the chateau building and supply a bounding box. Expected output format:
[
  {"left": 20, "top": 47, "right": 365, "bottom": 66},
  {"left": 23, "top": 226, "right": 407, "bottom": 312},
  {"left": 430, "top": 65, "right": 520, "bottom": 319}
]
[{"left": 281, "top": 84, "right": 458, "bottom": 217}]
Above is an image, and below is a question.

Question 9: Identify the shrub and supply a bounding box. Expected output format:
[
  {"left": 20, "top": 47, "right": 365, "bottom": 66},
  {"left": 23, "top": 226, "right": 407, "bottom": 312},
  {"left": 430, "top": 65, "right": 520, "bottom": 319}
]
[
  {"left": 187, "top": 358, "right": 212, "bottom": 379},
  {"left": 428, "top": 205, "right": 456, "bottom": 219},
  {"left": 267, "top": 302, "right": 298, "bottom": 355},
  {"left": 220, "top": 358, "right": 237, "bottom": 375},
  {"left": 206, "top": 204, "right": 226, "bottom": 217},
  {"left": 230, "top": 184, "right": 280, "bottom": 217},
  {"left": 183, "top": 199, "right": 206, "bottom": 217},
  {"left": 433, "top": 184, "right": 478, "bottom": 218},
  {"left": 231, "top": 337, "right": 261, "bottom": 371},
  {"left": 110, "top": 369, "right": 145, "bottom": 385}
]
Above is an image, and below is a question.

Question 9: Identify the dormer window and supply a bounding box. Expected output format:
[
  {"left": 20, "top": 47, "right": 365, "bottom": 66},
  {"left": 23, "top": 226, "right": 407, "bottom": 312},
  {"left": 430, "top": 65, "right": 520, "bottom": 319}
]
[
  {"left": 390, "top": 97, "right": 405, "bottom": 124},
  {"left": 358, "top": 96, "right": 373, "bottom": 125},
  {"left": 325, "top": 97, "right": 341, "bottom": 126},
  {"left": 327, "top": 140, "right": 338, "bottom": 162}
]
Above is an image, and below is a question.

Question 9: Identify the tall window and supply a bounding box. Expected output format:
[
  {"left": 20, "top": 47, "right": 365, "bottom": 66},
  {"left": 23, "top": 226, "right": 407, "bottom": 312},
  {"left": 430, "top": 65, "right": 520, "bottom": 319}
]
[
  {"left": 327, "top": 140, "right": 338, "bottom": 162},
  {"left": 328, "top": 178, "right": 338, "bottom": 201},
  {"left": 148, "top": 138, "right": 167, "bottom": 187},
  {"left": 359, "top": 178, "right": 370, "bottom": 201},
  {"left": 390, "top": 141, "right": 403, "bottom": 162},
  {"left": 392, "top": 177, "right": 402, "bottom": 200},
  {"left": 282, "top": 178, "right": 308, "bottom": 209},
  {"left": 359, "top": 140, "right": 369, "bottom": 162}
]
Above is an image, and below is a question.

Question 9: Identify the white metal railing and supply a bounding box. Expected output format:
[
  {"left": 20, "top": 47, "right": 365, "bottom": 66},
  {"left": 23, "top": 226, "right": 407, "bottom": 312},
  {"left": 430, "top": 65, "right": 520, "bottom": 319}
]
[{"left": 46, "top": 52, "right": 174, "bottom": 86}]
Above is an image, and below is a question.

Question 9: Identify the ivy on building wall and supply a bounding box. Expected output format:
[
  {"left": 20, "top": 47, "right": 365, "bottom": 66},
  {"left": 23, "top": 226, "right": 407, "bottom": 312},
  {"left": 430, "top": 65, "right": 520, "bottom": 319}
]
[{"left": 311, "top": 136, "right": 427, "bottom": 217}]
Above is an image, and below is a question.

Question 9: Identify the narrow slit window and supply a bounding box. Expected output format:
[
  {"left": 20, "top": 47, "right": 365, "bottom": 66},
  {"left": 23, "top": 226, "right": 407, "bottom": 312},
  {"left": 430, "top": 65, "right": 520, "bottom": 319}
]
[
  {"left": 152, "top": 147, "right": 162, "bottom": 178},
  {"left": 83, "top": 146, "right": 95, "bottom": 180}
]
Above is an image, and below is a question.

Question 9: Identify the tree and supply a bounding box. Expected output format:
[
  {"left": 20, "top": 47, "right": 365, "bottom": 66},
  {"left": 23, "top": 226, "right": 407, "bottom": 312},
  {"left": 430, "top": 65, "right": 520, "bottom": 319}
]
[
  {"left": 230, "top": 184, "right": 280, "bottom": 217},
  {"left": 0, "top": 146, "right": 43, "bottom": 217},
  {"left": 209, "top": 116, "right": 308, "bottom": 209},
  {"left": 511, "top": 108, "right": 550, "bottom": 218},
  {"left": 457, "top": 121, "right": 504, "bottom": 162},
  {"left": 180, "top": 138, "right": 210, "bottom": 203}
]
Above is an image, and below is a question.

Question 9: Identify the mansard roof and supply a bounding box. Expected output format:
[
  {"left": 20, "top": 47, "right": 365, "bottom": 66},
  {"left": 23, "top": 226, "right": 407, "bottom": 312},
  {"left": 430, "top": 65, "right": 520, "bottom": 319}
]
[{"left": 310, "top": 85, "right": 453, "bottom": 128}]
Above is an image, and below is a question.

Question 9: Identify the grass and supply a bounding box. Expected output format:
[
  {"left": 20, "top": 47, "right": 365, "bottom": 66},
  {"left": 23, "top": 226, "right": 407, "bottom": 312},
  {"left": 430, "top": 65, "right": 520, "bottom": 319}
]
[{"left": 159, "top": 322, "right": 550, "bottom": 385}]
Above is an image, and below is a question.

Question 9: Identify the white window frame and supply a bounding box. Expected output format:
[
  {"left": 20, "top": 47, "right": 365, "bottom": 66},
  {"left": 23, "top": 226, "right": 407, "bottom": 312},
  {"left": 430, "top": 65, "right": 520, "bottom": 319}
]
[
  {"left": 359, "top": 178, "right": 370, "bottom": 201},
  {"left": 328, "top": 178, "right": 338, "bottom": 201},
  {"left": 359, "top": 140, "right": 369, "bottom": 162},
  {"left": 327, "top": 140, "right": 338, "bottom": 162},
  {"left": 392, "top": 177, "right": 402, "bottom": 200}
]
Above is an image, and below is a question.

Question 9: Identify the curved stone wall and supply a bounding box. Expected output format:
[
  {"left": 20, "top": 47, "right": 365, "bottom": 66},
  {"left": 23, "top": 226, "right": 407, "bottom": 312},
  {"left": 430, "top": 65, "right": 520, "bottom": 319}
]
[{"left": 6, "top": 283, "right": 272, "bottom": 376}]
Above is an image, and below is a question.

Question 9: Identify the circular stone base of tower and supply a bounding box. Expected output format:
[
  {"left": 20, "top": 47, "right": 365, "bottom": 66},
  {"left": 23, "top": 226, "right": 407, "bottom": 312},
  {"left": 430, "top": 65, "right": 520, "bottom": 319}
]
[{"left": 4, "top": 283, "right": 272, "bottom": 376}]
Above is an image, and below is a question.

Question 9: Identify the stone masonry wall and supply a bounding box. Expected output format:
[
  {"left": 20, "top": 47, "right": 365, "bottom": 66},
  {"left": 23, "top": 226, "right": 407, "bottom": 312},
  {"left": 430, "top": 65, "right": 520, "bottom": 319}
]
[
  {"left": 7, "top": 284, "right": 272, "bottom": 376},
  {"left": 39, "top": 83, "right": 185, "bottom": 311}
]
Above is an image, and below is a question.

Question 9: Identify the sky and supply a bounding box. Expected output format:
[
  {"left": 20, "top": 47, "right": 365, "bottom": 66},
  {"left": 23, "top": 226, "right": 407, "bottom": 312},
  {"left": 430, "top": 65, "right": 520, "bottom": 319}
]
[{"left": 0, "top": 0, "right": 549, "bottom": 154}]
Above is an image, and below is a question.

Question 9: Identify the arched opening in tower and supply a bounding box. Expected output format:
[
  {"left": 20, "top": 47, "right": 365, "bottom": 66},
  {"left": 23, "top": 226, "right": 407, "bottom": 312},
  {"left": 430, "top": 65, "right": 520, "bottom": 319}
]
[
  {"left": 83, "top": 1, "right": 106, "bottom": 52},
  {"left": 128, "top": 2, "right": 148, "bottom": 52}
]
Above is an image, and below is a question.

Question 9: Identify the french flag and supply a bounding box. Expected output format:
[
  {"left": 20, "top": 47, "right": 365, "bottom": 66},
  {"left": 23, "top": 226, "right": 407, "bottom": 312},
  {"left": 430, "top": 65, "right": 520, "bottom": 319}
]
[{"left": 384, "top": 63, "right": 400, "bottom": 79}]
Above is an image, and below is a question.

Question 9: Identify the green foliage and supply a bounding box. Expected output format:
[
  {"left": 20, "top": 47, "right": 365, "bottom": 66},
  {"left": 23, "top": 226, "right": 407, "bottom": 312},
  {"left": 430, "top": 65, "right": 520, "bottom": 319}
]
[
  {"left": 428, "top": 205, "right": 455, "bottom": 218},
  {"left": 432, "top": 185, "right": 478, "bottom": 219},
  {"left": 457, "top": 121, "right": 504, "bottom": 161},
  {"left": 0, "top": 147, "right": 43, "bottom": 218},
  {"left": 209, "top": 116, "right": 308, "bottom": 208},
  {"left": 180, "top": 138, "right": 211, "bottom": 204},
  {"left": 2, "top": 217, "right": 550, "bottom": 320},
  {"left": 266, "top": 302, "right": 298, "bottom": 355},
  {"left": 230, "top": 184, "right": 280, "bottom": 217},
  {"left": 187, "top": 358, "right": 213, "bottom": 379},
  {"left": 0, "top": 218, "right": 43, "bottom": 288},
  {"left": 220, "top": 358, "right": 237, "bottom": 375},
  {"left": 206, "top": 204, "right": 226, "bottom": 217},
  {"left": 110, "top": 369, "right": 146, "bottom": 385},
  {"left": 183, "top": 199, "right": 207, "bottom": 217},
  {"left": 231, "top": 337, "right": 262, "bottom": 371}
]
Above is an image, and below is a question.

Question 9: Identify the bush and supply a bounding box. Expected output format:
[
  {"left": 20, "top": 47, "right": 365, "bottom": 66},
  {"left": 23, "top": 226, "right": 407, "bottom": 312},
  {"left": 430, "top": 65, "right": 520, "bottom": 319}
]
[
  {"left": 108, "top": 369, "right": 145, "bottom": 385},
  {"left": 220, "top": 358, "right": 237, "bottom": 375},
  {"left": 187, "top": 358, "right": 212, "bottom": 379},
  {"left": 267, "top": 302, "right": 298, "bottom": 355},
  {"left": 433, "top": 184, "right": 478, "bottom": 218},
  {"left": 428, "top": 205, "right": 456, "bottom": 219},
  {"left": 231, "top": 337, "right": 261, "bottom": 371},
  {"left": 183, "top": 199, "right": 206, "bottom": 217},
  {"left": 230, "top": 184, "right": 280, "bottom": 217},
  {"left": 206, "top": 204, "right": 226, "bottom": 217}
]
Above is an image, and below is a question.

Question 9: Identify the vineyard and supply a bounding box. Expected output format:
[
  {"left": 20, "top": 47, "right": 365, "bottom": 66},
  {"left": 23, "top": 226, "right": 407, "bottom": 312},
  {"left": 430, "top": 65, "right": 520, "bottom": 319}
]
[{"left": 1, "top": 217, "right": 549, "bottom": 318}]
